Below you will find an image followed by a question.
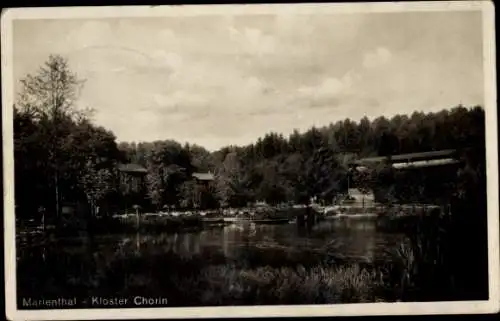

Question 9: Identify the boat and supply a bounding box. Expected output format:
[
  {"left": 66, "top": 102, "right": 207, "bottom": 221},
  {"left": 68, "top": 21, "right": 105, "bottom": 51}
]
[
  {"left": 222, "top": 217, "right": 290, "bottom": 224},
  {"left": 201, "top": 217, "right": 226, "bottom": 224},
  {"left": 252, "top": 218, "right": 291, "bottom": 225}
]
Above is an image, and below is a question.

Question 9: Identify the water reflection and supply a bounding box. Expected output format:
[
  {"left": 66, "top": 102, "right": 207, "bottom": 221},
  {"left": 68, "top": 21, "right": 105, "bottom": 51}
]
[
  {"left": 16, "top": 217, "right": 411, "bottom": 307},
  {"left": 18, "top": 219, "right": 405, "bottom": 266},
  {"left": 141, "top": 219, "right": 394, "bottom": 263}
]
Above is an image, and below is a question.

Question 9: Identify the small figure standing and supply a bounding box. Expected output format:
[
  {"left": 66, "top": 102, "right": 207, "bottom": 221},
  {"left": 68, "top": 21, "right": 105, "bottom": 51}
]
[{"left": 38, "top": 206, "right": 46, "bottom": 231}]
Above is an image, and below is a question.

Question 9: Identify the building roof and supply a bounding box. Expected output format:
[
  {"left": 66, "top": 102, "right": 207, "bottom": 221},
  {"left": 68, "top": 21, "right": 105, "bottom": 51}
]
[
  {"left": 192, "top": 172, "right": 215, "bottom": 181},
  {"left": 118, "top": 163, "right": 148, "bottom": 174},
  {"left": 354, "top": 149, "right": 457, "bottom": 166},
  {"left": 392, "top": 158, "right": 460, "bottom": 169}
]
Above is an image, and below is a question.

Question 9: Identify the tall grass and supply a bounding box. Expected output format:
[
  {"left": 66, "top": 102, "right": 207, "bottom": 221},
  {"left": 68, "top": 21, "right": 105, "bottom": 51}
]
[
  {"left": 383, "top": 203, "right": 488, "bottom": 302},
  {"left": 174, "top": 263, "right": 385, "bottom": 305}
]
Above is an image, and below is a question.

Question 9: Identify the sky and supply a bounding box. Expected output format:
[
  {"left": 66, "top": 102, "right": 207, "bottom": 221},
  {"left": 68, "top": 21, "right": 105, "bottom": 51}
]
[{"left": 13, "top": 9, "right": 484, "bottom": 151}]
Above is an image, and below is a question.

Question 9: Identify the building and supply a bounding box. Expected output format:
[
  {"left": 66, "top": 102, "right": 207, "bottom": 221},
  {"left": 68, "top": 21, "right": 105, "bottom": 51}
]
[
  {"left": 192, "top": 172, "right": 215, "bottom": 183},
  {"left": 191, "top": 172, "right": 216, "bottom": 209},
  {"left": 116, "top": 166, "right": 216, "bottom": 210},
  {"left": 117, "top": 163, "right": 148, "bottom": 212},
  {"left": 352, "top": 149, "right": 460, "bottom": 170},
  {"left": 351, "top": 149, "right": 464, "bottom": 204},
  {"left": 118, "top": 163, "right": 148, "bottom": 193}
]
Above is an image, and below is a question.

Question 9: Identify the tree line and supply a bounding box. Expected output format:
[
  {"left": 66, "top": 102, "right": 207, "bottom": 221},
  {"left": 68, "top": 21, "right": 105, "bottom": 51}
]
[
  {"left": 119, "top": 106, "right": 485, "bottom": 209},
  {"left": 14, "top": 55, "right": 486, "bottom": 220}
]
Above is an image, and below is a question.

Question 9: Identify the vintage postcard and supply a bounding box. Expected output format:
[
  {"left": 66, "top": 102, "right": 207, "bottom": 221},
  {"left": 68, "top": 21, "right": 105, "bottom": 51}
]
[{"left": 2, "top": 2, "right": 499, "bottom": 320}]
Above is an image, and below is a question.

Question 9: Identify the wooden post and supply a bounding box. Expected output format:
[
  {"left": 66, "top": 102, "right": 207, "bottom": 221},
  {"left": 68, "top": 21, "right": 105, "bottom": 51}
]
[
  {"left": 136, "top": 206, "right": 140, "bottom": 228},
  {"left": 55, "top": 174, "right": 60, "bottom": 220},
  {"left": 136, "top": 231, "right": 140, "bottom": 253}
]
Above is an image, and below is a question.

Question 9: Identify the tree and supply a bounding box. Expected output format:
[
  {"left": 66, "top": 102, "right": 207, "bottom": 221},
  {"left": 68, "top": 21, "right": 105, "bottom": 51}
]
[
  {"left": 15, "top": 55, "right": 91, "bottom": 220},
  {"left": 185, "top": 143, "right": 215, "bottom": 172},
  {"left": 14, "top": 55, "right": 128, "bottom": 222},
  {"left": 305, "top": 146, "right": 346, "bottom": 203},
  {"left": 141, "top": 140, "right": 195, "bottom": 210},
  {"left": 14, "top": 106, "right": 51, "bottom": 219},
  {"left": 215, "top": 152, "right": 249, "bottom": 207},
  {"left": 352, "top": 167, "right": 373, "bottom": 194},
  {"left": 371, "top": 162, "right": 396, "bottom": 204},
  {"left": 378, "top": 131, "right": 399, "bottom": 158},
  {"left": 17, "top": 55, "right": 88, "bottom": 120},
  {"left": 80, "top": 164, "right": 115, "bottom": 216},
  {"left": 254, "top": 158, "right": 287, "bottom": 205},
  {"left": 281, "top": 153, "right": 309, "bottom": 204},
  {"left": 74, "top": 123, "right": 120, "bottom": 217}
]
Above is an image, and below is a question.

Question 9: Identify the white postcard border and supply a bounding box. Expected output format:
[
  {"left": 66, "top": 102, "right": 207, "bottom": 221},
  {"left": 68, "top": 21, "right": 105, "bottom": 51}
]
[{"left": 2, "top": 2, "right": 498, "bottom": 320}]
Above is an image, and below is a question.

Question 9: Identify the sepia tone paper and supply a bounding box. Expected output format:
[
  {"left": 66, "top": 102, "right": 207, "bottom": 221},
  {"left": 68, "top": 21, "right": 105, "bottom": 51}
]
[{"left": 2, "top": 2, "right": 498, "bottom": 320}]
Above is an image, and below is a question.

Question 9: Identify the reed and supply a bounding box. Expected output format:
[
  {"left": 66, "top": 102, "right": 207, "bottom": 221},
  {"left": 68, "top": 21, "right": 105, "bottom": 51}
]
[{"left": 175, "top": 263, "right": 385, "bottom": 305}]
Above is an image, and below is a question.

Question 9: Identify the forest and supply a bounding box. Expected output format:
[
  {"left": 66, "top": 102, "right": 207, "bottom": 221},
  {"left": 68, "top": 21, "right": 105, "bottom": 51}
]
[{"left": 14, "top": 55, "right": 486, "bottom": 219}]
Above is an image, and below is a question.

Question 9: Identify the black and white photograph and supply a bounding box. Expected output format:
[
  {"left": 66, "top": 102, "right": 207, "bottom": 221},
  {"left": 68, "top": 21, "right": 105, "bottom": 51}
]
[{"left": 2, "top": 2, "right": 499, "bottom": 320}]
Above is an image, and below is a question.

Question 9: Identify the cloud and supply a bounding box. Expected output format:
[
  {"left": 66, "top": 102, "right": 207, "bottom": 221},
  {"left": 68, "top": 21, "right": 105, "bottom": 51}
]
[
  {"left": 150, "top": 50, "right": 183, "bottom": 71},
  {"left": 158, "top": 28, "right": 177, "bottom": 43},
  {"left": 296, "top": 70, "right": 361, "bottom": 108},
  {"left": 290, "top": 47, "right": 393, "bottom": 111},
  {"left": 363, "top": 47, "right": 392, "bottom": 69},
  {"left": 299, "top": 77, "right": 343, "bottom": 97},
  {"left": 229, "top": 27, "right": 275, "bottom": 56},
  {"left": 152, "top": 91, "right": 207, "bottom": 113},
  {"left": 241, "top": 76, "right": 270, "bottom": 97},
  {"left": 65, "top": 21, "right": 116, "bottom": 47}
]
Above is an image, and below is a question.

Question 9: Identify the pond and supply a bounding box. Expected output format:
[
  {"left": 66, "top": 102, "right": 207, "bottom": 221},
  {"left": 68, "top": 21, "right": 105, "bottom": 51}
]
[{"left": 16, "top": 217, "right": 408, "bottom": 308}]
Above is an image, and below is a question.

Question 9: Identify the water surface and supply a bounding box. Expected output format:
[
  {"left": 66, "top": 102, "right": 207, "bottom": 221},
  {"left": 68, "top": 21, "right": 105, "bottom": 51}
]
[{"left": 17, "top": 217, "right": 407, "bottom": 307}]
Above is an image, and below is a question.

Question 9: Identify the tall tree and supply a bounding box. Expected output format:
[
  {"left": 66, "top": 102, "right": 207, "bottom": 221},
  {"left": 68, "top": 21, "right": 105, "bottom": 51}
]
[
  {"left": 16, "top": 55, "right": 90, "bottom": 219},
  {"left": 215, "top": 152, "right": 249, "bottom": 207}
]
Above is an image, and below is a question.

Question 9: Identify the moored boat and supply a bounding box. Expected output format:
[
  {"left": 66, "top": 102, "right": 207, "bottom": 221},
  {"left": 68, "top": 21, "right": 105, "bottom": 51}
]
[{"left": 222, "top": 217, "right": 290, "bottom": 224}]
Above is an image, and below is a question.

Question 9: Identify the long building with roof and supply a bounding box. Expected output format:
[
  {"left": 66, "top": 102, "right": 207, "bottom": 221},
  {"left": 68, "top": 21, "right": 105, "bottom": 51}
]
[
  {"left": 350, "top": 149, "right": 465, "bottom": 204},
  {"left": 352, "top": 149, "right": 462, "bottom": 171}
]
